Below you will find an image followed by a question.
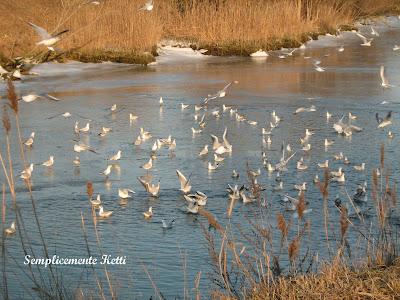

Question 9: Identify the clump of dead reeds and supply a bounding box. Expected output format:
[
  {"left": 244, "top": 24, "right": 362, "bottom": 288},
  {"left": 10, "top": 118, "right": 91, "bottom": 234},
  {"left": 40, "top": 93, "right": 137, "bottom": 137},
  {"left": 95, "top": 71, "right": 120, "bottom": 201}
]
[
  {"left": 204, "top": 143, "right": 399, "bottom": 299},
  {"left": 249, "top": 258, "right": 400, "bottom": 300}
]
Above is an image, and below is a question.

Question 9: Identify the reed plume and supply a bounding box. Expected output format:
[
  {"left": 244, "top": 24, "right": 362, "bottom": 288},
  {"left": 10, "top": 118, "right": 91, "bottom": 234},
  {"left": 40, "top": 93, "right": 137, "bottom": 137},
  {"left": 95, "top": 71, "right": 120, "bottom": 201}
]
[
  {"left": 6, "top": 80, "right": 18, "bottom": 114},
  {"left": 2, "top": 106, "right": 11, "bottom": 134},
  {"left": 86, "top": 181, "right": 94, "bottom": 199},
  {"left": 296, "top": 192, "right": 306, "bottom": 220}
]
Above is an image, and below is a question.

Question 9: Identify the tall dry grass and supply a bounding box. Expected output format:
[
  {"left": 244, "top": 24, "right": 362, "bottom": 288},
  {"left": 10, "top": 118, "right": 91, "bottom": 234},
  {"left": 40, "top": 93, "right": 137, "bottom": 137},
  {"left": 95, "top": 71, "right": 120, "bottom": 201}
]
[
  {"left": 247, "top": 258, "right": 400, "bottom": 300},
  {"left": 198, "top": 144, "right": 399, "bottom": 299},
  {"left": 0, "top": 0, "right": 399, "bottom": 61}
]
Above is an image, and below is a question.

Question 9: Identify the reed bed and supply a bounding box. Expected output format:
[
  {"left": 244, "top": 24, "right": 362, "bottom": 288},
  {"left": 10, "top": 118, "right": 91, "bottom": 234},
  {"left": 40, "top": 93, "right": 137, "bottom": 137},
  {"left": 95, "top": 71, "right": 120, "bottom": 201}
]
[{"left": 0, "top": 0, "right": 399, "bottom": 63}]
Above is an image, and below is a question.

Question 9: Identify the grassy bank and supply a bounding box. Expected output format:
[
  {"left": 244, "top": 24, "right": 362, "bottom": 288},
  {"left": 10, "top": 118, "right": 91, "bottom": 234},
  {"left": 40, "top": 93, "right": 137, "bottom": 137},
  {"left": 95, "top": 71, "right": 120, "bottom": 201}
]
[
  {"left": 246, "top": 258, "right": 400, "bottom": 300},
  {"left": 0, "top": 0, "right": 399, "bottom": 65}
]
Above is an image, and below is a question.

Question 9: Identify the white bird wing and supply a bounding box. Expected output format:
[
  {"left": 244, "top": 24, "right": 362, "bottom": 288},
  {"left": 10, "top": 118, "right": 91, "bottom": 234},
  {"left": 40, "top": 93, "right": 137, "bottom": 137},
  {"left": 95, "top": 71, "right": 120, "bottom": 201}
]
[
  {"left": 28, "top": 22, "right": 52, "bottom": 39},
  {"left": 221, "top": 82, "right": 233, "bottom": 92},
  {"left": 0, "top": 65, "right": 8, "bottom": 74},
  {"left": 356, "top": 32, "right": 368, "bottom": 43},
  {"left": 380, "top": 66, "right": 388, "bottom": 85},
  {"left": 176, "top": 170, "right": 189, "bottom": 189},
  {"left": 280, "top": 141, "right": 285, "bottom": 162},
  {"left": 45, "top": 94, "right": 61, "bottom": 101},
  {"left": 137, "top": 176, "right": 150, "bottom": 192}
]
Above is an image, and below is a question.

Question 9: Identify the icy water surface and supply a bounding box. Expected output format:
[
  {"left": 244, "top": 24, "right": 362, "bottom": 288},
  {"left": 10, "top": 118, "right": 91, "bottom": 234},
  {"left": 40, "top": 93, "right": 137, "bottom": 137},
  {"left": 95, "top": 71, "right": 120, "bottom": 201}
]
[{"left": 1, "top": 18, "right": 400, "bottom": 299}]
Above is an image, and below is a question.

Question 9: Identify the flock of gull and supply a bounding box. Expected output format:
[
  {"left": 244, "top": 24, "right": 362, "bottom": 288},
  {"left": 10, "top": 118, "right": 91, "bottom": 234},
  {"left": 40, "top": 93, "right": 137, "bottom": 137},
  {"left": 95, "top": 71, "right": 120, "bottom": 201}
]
[{"left": 2, "top": 17, "right": 399, "bottom": 236}]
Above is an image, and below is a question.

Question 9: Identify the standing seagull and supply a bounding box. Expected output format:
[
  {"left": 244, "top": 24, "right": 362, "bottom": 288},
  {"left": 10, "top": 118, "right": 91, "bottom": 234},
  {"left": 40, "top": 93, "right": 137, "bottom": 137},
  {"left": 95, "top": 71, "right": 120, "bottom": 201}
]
[
  {"left": 100, "top": 165, "right": 112, "bottom": 177},
  {"left": 109, "top": 150, "right": 122, "bottom": 161},
  {"left": 28, "top": 22, "right": 69, "bottom": 50},
  {"left": 24, "top": 132, "right": 35, "bottom": 147},
  {"left": 139, "top": 0, "right": 153, "bottom": 11},
  {"left": 42, "top": 156, "right": 54, "bottom": 167},
  {"left": 380, "top": 66, "right": 394, "bottom": 88},
  {"left": 5, "top": 222, "right": 16, "bottom": 235}
]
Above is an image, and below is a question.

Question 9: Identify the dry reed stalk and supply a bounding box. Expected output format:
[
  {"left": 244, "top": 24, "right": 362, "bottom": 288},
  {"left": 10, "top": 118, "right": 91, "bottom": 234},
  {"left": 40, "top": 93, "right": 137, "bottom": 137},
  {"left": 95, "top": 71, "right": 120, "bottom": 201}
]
[
  {"left": 178, "top": 247, "right": 188, "bottom": 300},
  {"left": 140, "top": 262, "right": 165, "bottom": 300},
  {"left": 2, "top": 107, "right": 16, "bottom": 206},
  {"left": 288, "top": 237, "right": 300, "bottom": 269},
  {"left": 227, "top": 197, "right": 237, "bottom": 219},
  {"left": 276, "top": 213, "right": 289, "bottom": 248},
  {"left": 194, "top": 271, "right": 201, "bottom": 300},
  {"left": 320, "top": 168, "right": 332, "bottom": 256},
  {"left": 89, "top": 201, "right": 115, "bottom": 299},
  {"left": 1, "top": 183, "right": 8, "bottom": 300},
  {"left": 198, "top": 208, "right": 225, "bottom": 234},
  {"left": 339, "top": 206, "right": 349, "bottom": 244},
  {"left": 80, "top": 211, "right": 106, "bottom": 300},
  {"left": 218, "top": 235, "right": 232, "bottom": 296}
]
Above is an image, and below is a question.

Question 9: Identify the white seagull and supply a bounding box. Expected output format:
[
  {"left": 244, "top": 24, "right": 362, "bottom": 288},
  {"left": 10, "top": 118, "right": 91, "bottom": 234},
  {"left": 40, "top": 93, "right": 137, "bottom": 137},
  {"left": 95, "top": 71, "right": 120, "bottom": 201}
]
[
  {"left": 42, "top": 156, "right": 54, "bottom": 167},
  {"left": 109, "top": 150, "right": 122, "bottom": 161},
  {"left": 24, "top": 132, "right": 35, "bottom": 147},
  {"left": 100, "top": 165, "right": 112, "bottom": 177},
  {"left": 176, "top": 170, "right": 192, "bottom": 194},
  {"left": 118, "top": 188, "right": 135, "bottom": 199},
  {"left": 376, "top": 111, "right": 392, "bottom": 129},
  {"left": 28, "top": 22, "right": 69, "bottom": 48},
  {"left": 356, "top": 32, "right": 373, "bottom": 46}
]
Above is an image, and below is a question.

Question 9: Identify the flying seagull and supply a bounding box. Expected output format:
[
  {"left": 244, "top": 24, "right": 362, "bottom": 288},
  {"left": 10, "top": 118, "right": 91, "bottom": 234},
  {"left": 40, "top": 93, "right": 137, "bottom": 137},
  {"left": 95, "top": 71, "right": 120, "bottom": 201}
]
[
  {"left": 376, "top": 111, "right": 393, "bottom": 129},
  {"left": 355, "top": 32, "right": 373, "bottom": 46},
  {"left": 28, "top": 22, "right": 69, "bottom": 50},
  {"left": 380, "top": 66, "right": 394, "bottom": 88},
  {"left": 204, "top": 81, "right": 238, "bottom": 104}
]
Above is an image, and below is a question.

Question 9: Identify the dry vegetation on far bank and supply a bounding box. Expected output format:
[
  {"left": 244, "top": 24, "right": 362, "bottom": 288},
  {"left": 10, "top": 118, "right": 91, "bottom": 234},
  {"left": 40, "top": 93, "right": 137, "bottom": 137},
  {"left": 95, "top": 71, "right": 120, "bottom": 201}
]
[{"left": 0, "top": 0, "right": 400, "bottom": 64}]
